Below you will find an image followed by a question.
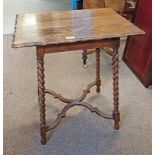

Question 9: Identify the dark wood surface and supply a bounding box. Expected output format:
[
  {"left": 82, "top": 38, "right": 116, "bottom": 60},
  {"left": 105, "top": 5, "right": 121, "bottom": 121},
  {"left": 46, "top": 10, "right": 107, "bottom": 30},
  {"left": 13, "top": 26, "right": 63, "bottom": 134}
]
[
  {"left": 12, "top": 8, "right": 144, "bottom": 48},
  {"left": 123, "top": 0, "right": 152, "bottom": 87}
]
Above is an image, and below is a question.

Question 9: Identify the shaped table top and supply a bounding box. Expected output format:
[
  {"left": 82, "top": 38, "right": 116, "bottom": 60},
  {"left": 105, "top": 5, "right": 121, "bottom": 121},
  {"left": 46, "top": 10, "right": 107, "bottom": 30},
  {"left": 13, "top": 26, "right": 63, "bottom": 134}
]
[{"left": 12, "top": 8, "right": 144, "bottom": 48}]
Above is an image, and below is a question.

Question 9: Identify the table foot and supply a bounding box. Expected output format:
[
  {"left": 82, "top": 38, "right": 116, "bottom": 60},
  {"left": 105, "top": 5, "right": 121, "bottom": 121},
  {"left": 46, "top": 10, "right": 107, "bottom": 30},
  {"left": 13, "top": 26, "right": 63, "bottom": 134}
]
[
  {"left": 113, "top": 112, "right": 120, "bottom": 130},
  {"left": 114, "top": 124, "right": 119, "bottom": 130},
  {"left": 82, "top": 50, "right": 88, "bottom": 67},
  {"left": 40, "top": 125, "right": 48, "bottom": 145}
]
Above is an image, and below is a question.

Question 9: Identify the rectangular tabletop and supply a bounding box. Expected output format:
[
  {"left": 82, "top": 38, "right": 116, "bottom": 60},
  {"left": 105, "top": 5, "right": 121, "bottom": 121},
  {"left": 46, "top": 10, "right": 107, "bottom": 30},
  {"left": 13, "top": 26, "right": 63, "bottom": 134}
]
[{"left": 12, "top": 8, "right": 144, "bottom": 48}]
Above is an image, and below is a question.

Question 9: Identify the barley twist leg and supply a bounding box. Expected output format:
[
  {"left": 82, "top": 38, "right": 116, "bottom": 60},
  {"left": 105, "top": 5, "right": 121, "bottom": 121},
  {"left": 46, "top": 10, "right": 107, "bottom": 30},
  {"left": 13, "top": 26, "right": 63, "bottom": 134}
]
[
  {"left": 96, "top": 48, "right": 101, "bottom": 93},
  {"left": 112, "top": 47, "right": 120, "bottom": 130},
  {"left": 37, "top": 55, "right": 47, "bottom": 145}
]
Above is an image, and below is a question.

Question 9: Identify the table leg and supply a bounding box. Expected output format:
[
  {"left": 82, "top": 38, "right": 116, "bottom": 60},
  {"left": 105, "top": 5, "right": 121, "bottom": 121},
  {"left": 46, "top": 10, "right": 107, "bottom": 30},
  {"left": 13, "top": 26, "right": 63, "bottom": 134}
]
[
  {"left": 82, "top": 50, "right": 88, "bottom": 68},
  {"left": 37, "top": 47, "right": 47, "bottom": 145},
  {"left": 96, "top": 48, "right": 101, "bottom": 93},
  {"left": 112, "top": 47, "right": 120, "bottom": 130}
]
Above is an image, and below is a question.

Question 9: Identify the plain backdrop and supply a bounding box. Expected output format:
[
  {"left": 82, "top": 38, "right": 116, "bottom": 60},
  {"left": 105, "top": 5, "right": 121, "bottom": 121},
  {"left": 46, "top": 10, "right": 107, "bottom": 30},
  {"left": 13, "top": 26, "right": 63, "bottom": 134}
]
[{"left": 3, "top": 0, "right": 71, "bottom": 34}]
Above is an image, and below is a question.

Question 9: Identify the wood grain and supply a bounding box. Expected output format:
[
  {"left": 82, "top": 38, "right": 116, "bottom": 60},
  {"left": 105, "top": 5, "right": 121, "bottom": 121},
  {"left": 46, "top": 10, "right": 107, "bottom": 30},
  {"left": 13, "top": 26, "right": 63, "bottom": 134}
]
[{"left": 12, "top": 8, "right": 144, "bottom": 48}]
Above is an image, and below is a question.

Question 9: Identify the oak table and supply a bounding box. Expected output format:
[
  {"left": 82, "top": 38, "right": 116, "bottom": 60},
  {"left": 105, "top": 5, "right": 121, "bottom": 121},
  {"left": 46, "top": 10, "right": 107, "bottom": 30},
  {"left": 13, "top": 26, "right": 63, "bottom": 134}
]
[{"left": 12, "top": 8, "right": 144, "bottom": 145}]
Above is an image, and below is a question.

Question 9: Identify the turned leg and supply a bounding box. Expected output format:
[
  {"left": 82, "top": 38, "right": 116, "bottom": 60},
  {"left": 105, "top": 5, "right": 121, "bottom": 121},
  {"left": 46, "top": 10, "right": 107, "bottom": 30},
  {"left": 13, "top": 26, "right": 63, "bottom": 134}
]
[
  {"left": 112, "top": 47, "right": 120, "bottom": 130},
  {"left": 96, "top": 48, "right": 101, "bottom": 93},
  {"left": 37, "top": 47, "right": 47, "bottom": 145},
  {"left": 82, "top": 50, "right": 88, "bottom": 68}
]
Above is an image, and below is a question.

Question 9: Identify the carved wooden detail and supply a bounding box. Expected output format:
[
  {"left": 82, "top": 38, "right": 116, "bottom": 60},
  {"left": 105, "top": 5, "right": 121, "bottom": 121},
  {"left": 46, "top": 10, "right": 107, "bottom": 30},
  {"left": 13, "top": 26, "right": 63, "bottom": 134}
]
[
  {"left": 37, "top": 45, "right": 121, "bottom": 144},
  {"left": 45, "top": 81, "right": 96, "bottom": 104},
  {"left": 112, "top": 47, "right": 120, "bottom": 130},
  {"left": 37, "top": 56, "right": 46, "bottom": 124},
  {"left": 37, "top": 48, "right": 47, "bottom": 145},
  {"left": 96, "top": 48, "right": 101, "bottom": 93},
  {"left": 47, "top": 101, "right": 113, "bottom": 132}
]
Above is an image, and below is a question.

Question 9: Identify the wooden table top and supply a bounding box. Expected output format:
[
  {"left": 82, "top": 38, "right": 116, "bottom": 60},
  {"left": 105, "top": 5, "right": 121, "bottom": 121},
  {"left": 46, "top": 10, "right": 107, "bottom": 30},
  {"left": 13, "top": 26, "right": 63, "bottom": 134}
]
[{"left": 12, "top": 8, "right": 144, "bottom": 48}]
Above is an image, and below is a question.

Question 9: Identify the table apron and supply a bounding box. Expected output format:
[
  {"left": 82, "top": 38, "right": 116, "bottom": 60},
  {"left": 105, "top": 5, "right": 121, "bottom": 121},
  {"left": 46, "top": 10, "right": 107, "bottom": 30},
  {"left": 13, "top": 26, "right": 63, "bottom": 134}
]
[{"left": 40, "top": 38, "right": 120, "bottom": 54}]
